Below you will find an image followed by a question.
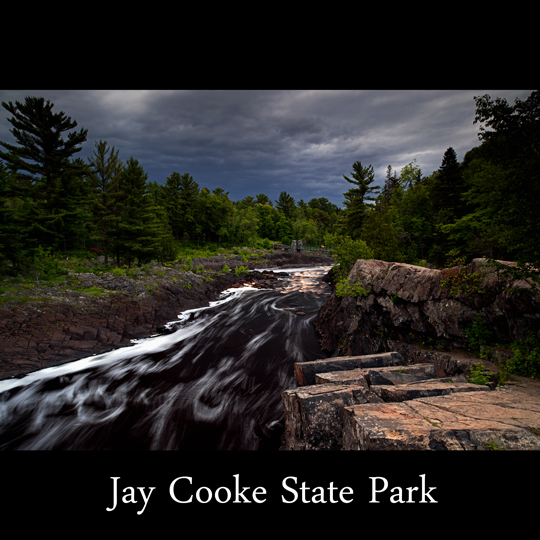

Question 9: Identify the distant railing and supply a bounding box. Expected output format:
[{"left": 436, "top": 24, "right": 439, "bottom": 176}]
[{"left": 272, "top": 242, "right": 333, "bottom": 253}]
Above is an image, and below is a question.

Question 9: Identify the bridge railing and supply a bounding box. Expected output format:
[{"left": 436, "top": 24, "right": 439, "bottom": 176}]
[{"left": 272, "top": 243, "right": 333, "bottom": 253}]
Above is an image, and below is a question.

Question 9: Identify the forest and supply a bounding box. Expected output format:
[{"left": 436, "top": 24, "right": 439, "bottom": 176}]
[{"left": 0, "top": 91, "right": 539, "bottom": 281}]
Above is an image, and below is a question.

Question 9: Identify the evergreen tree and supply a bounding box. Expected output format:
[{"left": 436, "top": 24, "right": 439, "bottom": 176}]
[
  {"left": 340, "top": 160, "right": 380, "bottom": 238},
  {"left": 211, "top": 188, "right": 234, "bottom": 245},
  {"left": 0, "top": 96, "right": 88, "bottom": 251},
  {"left": 275, "top": 191, "right": 296, "bottom": 219},
  {"left": 163, "top": 171, "right": 185, "bottom": 241},
  {"left": 0, "top": 161, "right": 27, "bottom": 268},
  {"left": 51, "top": 156, "right": 92, "bottom": 252},
  {"left": 87, "top": 140, "right": 123, "bottom": 263},
  {"left": 177, "top": 173, "right": 199, "bottom": 242},
  {"left": 381, "top": 165, "right": 399, "bottom": 204},
  {"left": 116, "top": 157, "right": 161, "bottom": 266},
  {"left": 255, "top": 193, "right": 272, "bottom": 206},
  {"left": 430, "top": 147, "right": 467, "bottom": 221}
]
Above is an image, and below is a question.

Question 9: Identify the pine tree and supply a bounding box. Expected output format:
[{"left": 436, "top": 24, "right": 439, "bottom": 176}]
[
  {"left": 116, "top": 157, "right": 161, "bottom": 266},
  {"left": 177, "top": 173, "right": 200, "bottom": 242},
  {"left": 431, "top": 147, "right": 466, "bottom": 221},
  {"left": 87, "top": 140, "right": 123, "bottom": 263},
  {"left": 341, "top": 160, "right": 380, "bottom": 238},
  {"left": 0, "top": 97, "right": 88, "bottom": 251},
  {"left": 382, "top": 165, "right": 399, "bottom": 204},
  {"left": 275, "top": 191, "right": 296, "bottom": 219},
  {"left": 163, "top": 172, "right": 184, "bottom": 241}
]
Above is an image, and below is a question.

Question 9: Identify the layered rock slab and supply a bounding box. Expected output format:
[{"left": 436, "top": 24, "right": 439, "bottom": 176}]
[
  {"left": 294, "top": 352, "right": 405, "bottom": 386},
  {"left": 369, "top": 379, "right": 487, "bottom": 402},
  {"left": 342, "top": 390, "right": 540, "bottom": 450},
  {"left": 281, "top": 382, "right": 383, "bottom": 450},
  {"left": 282, "top": 346, "right": 540, "bottom": 450}
]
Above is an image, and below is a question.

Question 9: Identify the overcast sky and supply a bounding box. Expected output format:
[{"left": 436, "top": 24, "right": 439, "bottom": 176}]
[{"left": 0, "top": 89, "right": 534, "bottom": 208}]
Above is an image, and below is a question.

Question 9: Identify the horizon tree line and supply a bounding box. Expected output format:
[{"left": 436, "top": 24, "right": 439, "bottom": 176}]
[{"left": 1, "top": 91, "right": 538, "bottom": 277}]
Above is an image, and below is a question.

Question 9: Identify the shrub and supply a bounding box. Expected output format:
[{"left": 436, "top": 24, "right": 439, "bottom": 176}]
[
  {"left": 440, "top": 266, "right": 486, "bottom": 298},
  {"left": 506, "top": 334, "right": 540, "bottom": 379},
  {"left": 234, "top": 265, "right": 249, "bottom": 277},
  {"left": 323, "top": 233, "right": 374, "bottom": 281},
  {"left": 467, "top": 362, "right": 491, "bottom": 385},
  {"left": 33, "top": 246, "right": 67, "bottom": 281},
  {"left": 465, "top": 313, "right": 494, "bottom": 351},
  {"left": 335, "top": 278, "right": 369, "bottom": 298}
]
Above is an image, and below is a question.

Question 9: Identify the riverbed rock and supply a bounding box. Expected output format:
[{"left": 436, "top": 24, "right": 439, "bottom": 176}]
[{"left": 0, "top": 254, "right": 329, "bottom": 380}]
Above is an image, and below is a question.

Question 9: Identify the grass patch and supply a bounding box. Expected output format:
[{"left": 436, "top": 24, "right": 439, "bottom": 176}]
[
  {"left": 0, "top": 295, "right": 51, "bottom": 304},
  {"left": 74, "top": 286, "right": 107, "bottom": 296}
]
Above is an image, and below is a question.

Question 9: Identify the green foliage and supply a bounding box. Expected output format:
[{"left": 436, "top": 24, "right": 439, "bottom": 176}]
[
  {"left": 87, "top": 140, "right": 123, "bottom": 263},
  {"left": 323, "top": 233, "right": 374, "bottom": 281},
  {"left": 485, "top": 438, "right": 505, "bottom": 451},
  {"left": 506, "top": 334, "right": 540, "bottom": 379},
  {"left": 0, "top": 97, "right": 89, "bottom": 254},
  {"left": 234, "top": 265, "right": 249, "bottom": 277},
  {"left": 361, "top": 199, "right": 402, "bottom": 262},
  {"left": 466, "top": 362, "right": 491, "bottom": 385},
  {"left": 398, "top": 159, "right": 422, "bottom": 189},
  {"left": 183, "top": 257, "right": 194, "bottom": 272},
  {"left": 335, "top": 278, "right": 369, "bottom": 298},
  {"left": 72, "top": 286, "right": 106, "bottom": 296},
  {"left": 440, "top": 266, "right": 486, "bottom": 298},
  {"left": 33, "top": 246, "right": 67, "bottom": 281},
  {"left": 464, "top": 313, "right": 494, "bottom": 351},
  {"left": 340, "top": 160, "right": 380, "bottom": 237},
  {"left": 255, "top": 237, "right": 273, "bottom": 250}
]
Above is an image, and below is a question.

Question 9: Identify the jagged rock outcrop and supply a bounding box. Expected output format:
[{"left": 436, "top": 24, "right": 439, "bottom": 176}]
[{"left": 314, "top": 258, "right": 540, "bottom": 359}]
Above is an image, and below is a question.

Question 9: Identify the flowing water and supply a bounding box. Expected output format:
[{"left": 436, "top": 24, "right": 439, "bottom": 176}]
[{"left": 0, "top": 266, "right": 332, "bottom": 451}]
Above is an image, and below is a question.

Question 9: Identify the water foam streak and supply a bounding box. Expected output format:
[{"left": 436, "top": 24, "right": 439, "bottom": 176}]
[{"left": 0, "top": 267, "right": 331, "bottom": 450}]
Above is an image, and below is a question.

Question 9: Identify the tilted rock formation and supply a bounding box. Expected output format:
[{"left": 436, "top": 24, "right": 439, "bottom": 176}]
[{"left": 314, "top": 258, "right": 540, "bottom": 359}]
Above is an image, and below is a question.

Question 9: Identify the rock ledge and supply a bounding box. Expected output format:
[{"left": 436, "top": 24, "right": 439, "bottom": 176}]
[{"left": 281, "top": 350, "right": 540, "bottom": 450}]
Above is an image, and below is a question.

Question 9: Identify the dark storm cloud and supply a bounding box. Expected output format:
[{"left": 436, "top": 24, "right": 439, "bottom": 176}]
[{"left": 0, "top": 89, "right": 534, "bottom": 207}]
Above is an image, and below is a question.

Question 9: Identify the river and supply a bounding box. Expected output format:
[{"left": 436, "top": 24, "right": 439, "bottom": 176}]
[{"left": 0, "top": 266, "right": 332, "bottom": 451}]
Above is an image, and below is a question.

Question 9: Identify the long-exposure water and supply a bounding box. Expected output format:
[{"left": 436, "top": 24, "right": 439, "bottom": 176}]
[{"left": 0, "top": 266, "right": 332, "bottom": 450}]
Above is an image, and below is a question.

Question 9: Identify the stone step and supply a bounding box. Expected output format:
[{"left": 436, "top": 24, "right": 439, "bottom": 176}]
[
  {"left": 370, "top": 379, "right": 488, "bottom": 402},
  {"left": 281, "top": 383, "right": 384, "bottom": 451},
  {"left": 294, "top": 351, "right": 405, "bottom": 386},
  {"left": 314, "top": 369, "right": 368, "bottom": 386},
  {"left": 342, "top": 389, "right": 540, "bottom": 450},
  {"left": 363, "top": 363, "right": 440, "bottom": 386},
  {"left": 283, "top": 351, "right": 540, "bottom": 450},
  {"left": 314, "top": 362, "right": 469, "bottom": 387}
]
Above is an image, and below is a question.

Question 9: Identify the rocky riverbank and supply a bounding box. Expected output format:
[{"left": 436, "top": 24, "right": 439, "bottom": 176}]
[
  {"left": 278, "top": 257, "right": 540, "bottom": 450},
  {"left": 314, "top": 257, "right": 540, "bottom": 359},
  {"left": 0, "top": 251, "right": 333, "bottom": 380}
]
